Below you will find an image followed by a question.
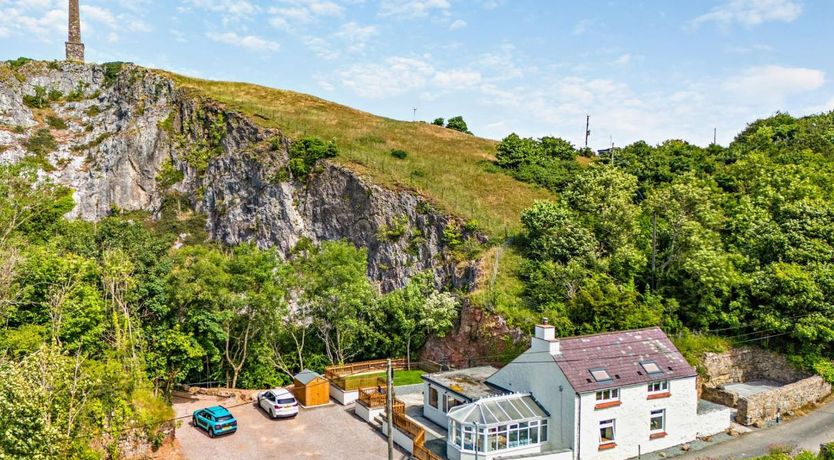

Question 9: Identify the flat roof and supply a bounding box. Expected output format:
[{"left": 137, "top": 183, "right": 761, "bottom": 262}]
[{"left": 422, "top": 366, "right": 499, "bottom": 401}]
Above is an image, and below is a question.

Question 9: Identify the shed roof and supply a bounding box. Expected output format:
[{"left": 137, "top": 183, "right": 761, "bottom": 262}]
[
  {"left": 294, "top": 369, "right": 324, "bottom": 385},
  {"left": 447, "top": 393, "right": 547, "bottom": 426},
  {"left": 422, "top": 366, "right": 499, "bottom": 401},
  {"left": 553, "top": 327, "right": 696, "bottom": 393}
]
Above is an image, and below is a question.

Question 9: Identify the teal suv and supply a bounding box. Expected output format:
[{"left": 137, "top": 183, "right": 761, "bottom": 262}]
[{"left": 192, "top": 405, "right": 238, "bottom": 438}]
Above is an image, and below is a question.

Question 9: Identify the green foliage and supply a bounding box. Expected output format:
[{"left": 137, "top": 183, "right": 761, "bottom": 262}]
[
  {"left": 7, "top": 57, "right": 33, "bottom": 70},
  {"left": 445, "top": 116, "right": 472, "bottom": 134},
  {"left": 103, "top": 62, "right": 126, "bottom": 87},
  {"left": 48, "top": 89, "right": 63, "bottom": 102},
  {"left": 287, "top": 135, "right": 337, "bottom": 179},
  {"left": 495, "top": 133, "right": 580, "bottom": 191},
  {"left": 46, "top": 115, "right": 67, "bottom": 129},
  {"left": 23, "top": 86, "right": 49, "bottom": 109},
  {"left": 84, "top": 105, "right": 102, "bottom": 117},
  {"left": 390, "top": 149, "right": 408, "bottom": 160},
  {"left": 24, "top": 128, "right": 58, "bottom": 163},
  {"left": 379, "top": 215, "right": 409, "bottom": 241},
  {"left": 672, "top": 331, "right": 731, "bottom": 371},
  {"left": 65, "top": 82, "right": 87, "bottom": 102},
  {"left": 156, "top": 159, "right": 184, "bottom": 189},
  {"left": 431, "top": 117, "right": 444, "bottom": 126}
]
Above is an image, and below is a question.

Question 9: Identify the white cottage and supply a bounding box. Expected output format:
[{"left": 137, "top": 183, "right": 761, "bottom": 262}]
[{"left": 426, "top": 323, "right": 731, "bottom": 460}]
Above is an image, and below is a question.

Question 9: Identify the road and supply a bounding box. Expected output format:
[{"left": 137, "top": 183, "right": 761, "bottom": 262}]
[
  {"left": 680, "top": 400, "right": 834, "bottom": 459},
  {"left": 172, "top": 394, "right": 409, "bottom": 460}
]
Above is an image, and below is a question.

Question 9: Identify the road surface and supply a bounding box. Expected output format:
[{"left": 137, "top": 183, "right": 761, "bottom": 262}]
[{"left": 680, "top": 400, "right": 834, "bottom": 459}]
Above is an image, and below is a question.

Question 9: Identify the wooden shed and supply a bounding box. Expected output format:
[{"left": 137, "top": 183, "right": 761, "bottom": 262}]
[{"left": 292, "top": 369, "right": 330, "bottom": 407}]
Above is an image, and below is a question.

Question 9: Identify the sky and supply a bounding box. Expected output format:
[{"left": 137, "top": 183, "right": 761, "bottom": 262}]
[{"left": 1, "top": 0, "right": 833, "bottom": 148}]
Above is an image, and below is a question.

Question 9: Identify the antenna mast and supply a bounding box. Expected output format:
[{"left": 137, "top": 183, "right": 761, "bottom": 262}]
[{"left": 584, "top": 114, "right": 591, "bottom": 149}]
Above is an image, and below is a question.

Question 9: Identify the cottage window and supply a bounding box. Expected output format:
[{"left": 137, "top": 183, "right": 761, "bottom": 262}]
[
  {"left": 648, "top": 380, "right": 668, "bottom": 393},
  {"left": 650, "top": 409, "right": 665, "bottom": 433},
  {"left": 595, "top": 388, "right": 619, "bottom": 401},
  {"left": 428, "top": 386, "right": 438, "bottom": 408},
  {"left": 463, "top": 426, "right": 475, "bottom": 451},
  {"left": 445, "top": 395, "right": 463, "bottom": 412},
  {"left": 599, "top": 419, "right": 616, "bottom": 443}
]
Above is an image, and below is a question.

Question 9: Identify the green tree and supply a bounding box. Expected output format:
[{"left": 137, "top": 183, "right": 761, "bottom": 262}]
[{"left": 445, "top": 116, "right": 472, "bottom": 134}]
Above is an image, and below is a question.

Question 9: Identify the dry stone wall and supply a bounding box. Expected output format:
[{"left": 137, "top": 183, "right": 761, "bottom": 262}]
[{"left": 700, "top": 347, "right": 831, "bottom": 426}]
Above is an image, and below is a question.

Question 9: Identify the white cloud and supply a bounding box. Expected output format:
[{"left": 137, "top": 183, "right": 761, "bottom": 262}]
[
  {"left": 433, "top": 69, "right": 481, "bottom": 89},
  {"left": 338, "top": 56, "right": 436, "bottom": 98},
  {"left": 268, "top": 0, "right": 344, "bottom": 29},
  {"left": 449, "top": 19, "right": 467, "bottom": 30},
  {"left": 612, "top": 53, "right": 632, "bottom": 66},
  {"left": 334, "top": 22, "right": 377, "bottom": 52},
  {"left": 692, "top": 0, "right": 802, "bottom": 27},
  {"left": 207, "top": 31, "right": 280, "bottom": 52},
  {"left": 378, "top": 0, "right": 451, "bottom": 18},
  {"left": 723, "top": 65, "right": 825, "bottom": 102},
  {"left": 187, "top": 0, "right": 259, "bottom": 17}
]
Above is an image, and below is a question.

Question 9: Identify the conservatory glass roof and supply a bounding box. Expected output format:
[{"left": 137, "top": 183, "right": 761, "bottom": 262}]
[{"left": 447, "top": 393, "right": 548, "bottom": 426}]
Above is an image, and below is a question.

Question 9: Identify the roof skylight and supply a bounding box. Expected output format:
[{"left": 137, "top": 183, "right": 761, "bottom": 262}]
[
  {"left": 641, "top": 361, "right": 663, "bottom": 375},
  {"left": 589, "top": 368, "right": 612, "bottom": 382}
]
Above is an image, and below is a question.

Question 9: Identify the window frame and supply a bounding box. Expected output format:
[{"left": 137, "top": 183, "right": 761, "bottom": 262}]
[
  {"left": 599, "top": 419, "right": 616, "bottom": 444},
  {"left": 589, "top": 367, "right": 612, "bottom": 382},
  {"left": 650, "top": 409, "right": 666, "bottom": 433},
  {"left": 647, "top": 380, "right": 669, "bottom": 394},
  {"left": 428, "top": 386, "right": 439, "bottom": 408},
  {"left": 595, "top": 388, "right": 620, "bottom": 402}
]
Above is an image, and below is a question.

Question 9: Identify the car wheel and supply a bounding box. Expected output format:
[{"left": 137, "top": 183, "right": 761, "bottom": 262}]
[
  {"left": 192, "top": 416, "right": 196, "bottom": 426},
  {"left": 208, "top": 428, "right": 215, "bottom": 438},
  {"left": 270, "top": 408, "right": 275, "bottom": 418}
]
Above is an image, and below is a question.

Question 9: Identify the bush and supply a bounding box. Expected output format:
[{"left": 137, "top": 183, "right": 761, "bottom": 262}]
[
  {"left": 446, "top": 116, "right": 472, "bottom": 134},
  {"left": 390, "top": 149, "right": 408, "bottom": 160},
  {"left": 65, "top": 82, "right": 86, "bottom": 102},
  {"left": 25, "top": 128, "right": 58, "bottom": 156},
  {"left": 7, "top": 57, "right": 33, "bottom": 70},
  {"left": 46, "top": 115, "right": 67, "bottom": 130},
  {"left": 23, "top": 86, "right": 49, "bottom": 109},
  {"left": 48, "top": 89, "right": 63, "bottom": 102},
  {"left": 672, "top": 331, "right": 730, "bottom": 372},
  {"left": 103, "top": 62, "right": 126, "bottom": 87},
  {"left": 432, "top": 118, "right": 444, "bottom": 126},
  {"left": 287, "top": 136, "right": 337, "bottom": 179}
]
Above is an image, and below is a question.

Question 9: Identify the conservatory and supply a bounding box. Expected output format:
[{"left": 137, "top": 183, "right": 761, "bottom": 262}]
[{"left": 446, "top": 393, "right": 550, "bottom": 460}]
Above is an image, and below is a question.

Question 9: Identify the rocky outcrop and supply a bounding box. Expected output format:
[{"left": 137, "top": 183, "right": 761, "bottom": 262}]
[{"left": 0, "top": 61, "right": 478, "bottom": 291}]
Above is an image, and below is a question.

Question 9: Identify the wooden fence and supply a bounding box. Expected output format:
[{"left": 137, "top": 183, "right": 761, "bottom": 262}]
[
  {"left": 389, "top": 411, "right": 442, "bottom": 460},
  {"left": 324, "top": 358, "right": 406, "bottom": 380}
]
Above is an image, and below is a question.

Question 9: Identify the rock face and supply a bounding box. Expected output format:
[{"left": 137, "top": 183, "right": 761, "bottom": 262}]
[{"left": 0, "top": 61, "right": 478, "bottom": 291}]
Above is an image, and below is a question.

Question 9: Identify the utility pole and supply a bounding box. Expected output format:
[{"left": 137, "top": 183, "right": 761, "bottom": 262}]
[
  {"left": 610, "top": 136, "right": 614, "bottom": 165},
  {"left": 386, "top": 358, "right": 394, "bottom": 460},
  {"left": 584, "top": 114, "right": 590, "bottom": 149},
  {"left": 713, "top": 127, "right": 717, "bottom": 145}
]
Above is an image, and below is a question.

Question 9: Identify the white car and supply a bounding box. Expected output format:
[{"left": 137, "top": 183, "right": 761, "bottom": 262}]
[{"left": 257, "top": 388, "right": 299, "bottom": 418}]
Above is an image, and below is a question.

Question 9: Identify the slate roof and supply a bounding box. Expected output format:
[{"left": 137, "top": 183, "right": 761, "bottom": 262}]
[
  {"left": 422, "top": 366, "right": 500, "bottom": 401},
  {"left": 294, "top": 369, "right": 324, "bottom": 385},
  {"left": 552, "top": 327, "right": 696, "bottom": 394}
]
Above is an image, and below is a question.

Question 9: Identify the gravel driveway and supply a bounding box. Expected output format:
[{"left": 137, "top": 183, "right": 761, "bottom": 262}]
[{"left": 173, "top": 395, "right": 409, "bottom": 460}]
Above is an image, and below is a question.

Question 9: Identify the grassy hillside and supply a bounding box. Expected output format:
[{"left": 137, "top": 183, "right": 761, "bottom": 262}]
[{"left": 162, "top": 72, "right": 553, "bottom": 239}]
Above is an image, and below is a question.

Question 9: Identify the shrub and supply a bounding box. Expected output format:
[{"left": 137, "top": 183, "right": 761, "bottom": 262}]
[
  {"left": 103, "top": 62, "right": 126, "bottom": 87},
  {"left": 156, "top": 159, "right": 184, "bottom": 189},
  {"left": 390, "top": 149, "right": 408, "bottom": 160},
  {"left": 25, "top": 128, "right": 58, "bottom": 157},
  {"left": 446, "top": 116, "right": 472, "bottom": 134},
  {"left": 23, "top": 86, "right": 49, "bottom": 109},
  {"left": 65, "top": 82, "right": 87, "bottom": 102},
  {"left": 48, "top": 89, "right": 63, "bottom": 102},
  {"left": 46, "top": 115, "right": 67, "bottom": 130},
  {"left": 7, "top": 57, "right": 33, "bottom": 70},
  {"left": 432, "top": 118, "right": 445, "bottom": 126},
  {"left": 287, "top": 135, "right": 337, "bottom": 179},
  {"left": 85, "top": 105, "right": 102, "bottom": 117}
]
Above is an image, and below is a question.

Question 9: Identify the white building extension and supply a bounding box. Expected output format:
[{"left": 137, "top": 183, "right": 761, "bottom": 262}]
[{"left": 424, "top": 323, "right": 731, "bottom": 460}]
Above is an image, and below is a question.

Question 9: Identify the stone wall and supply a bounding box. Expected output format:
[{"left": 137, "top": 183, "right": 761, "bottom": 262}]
[
  {"left": 737, "top": 375, "right": 831, "bottom": 426},
  {"left": 699, "top": 347, "right": 832, "bottom": 426},
  {"left": 701, "top": 347, "right": 810, "bottom": 388}
]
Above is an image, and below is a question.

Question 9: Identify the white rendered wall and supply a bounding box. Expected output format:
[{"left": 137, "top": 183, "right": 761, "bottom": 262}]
[
  {"left": 422, "top": 381, "right": 465, "bottom": 428},
  {"left": 381, "top": 422, "right": 414, "bottom": 454},
  {"left": 330, "top": 386, "right": 359, "bottom": 405},
  {"left": 486, "top": 350, "right": 576, "bottom": 451},
  {"left": 354, "top": 401, "right": 384, "bottom": 424},
  {"left": 576, "top": 376, "right": 698, "bottom": 460},
  {"left": 695, "top": 406, "right": 732, "bottom": 437}
]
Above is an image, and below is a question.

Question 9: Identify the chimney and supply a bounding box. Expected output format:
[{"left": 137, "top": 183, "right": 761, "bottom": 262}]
[
  {"left": 531, "top": 317, "right": 560, "bottom": 355},
  {"left": 66, "top": 0, "right": 85, "bottom": 62}
]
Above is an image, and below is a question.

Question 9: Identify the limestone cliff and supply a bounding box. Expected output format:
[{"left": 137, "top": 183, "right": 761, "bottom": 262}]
[{"left": 0, "top": 61, "right": 477, "bottom": 291}]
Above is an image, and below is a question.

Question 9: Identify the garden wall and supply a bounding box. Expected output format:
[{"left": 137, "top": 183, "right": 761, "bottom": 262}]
[{"left": 737, "top": 376, "right": 831, "bottom": 426}]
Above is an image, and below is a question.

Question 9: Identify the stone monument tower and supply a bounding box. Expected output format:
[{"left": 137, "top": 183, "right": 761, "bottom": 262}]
[{"left": 66, "top": 0, "right": 85, "bottom": 62}]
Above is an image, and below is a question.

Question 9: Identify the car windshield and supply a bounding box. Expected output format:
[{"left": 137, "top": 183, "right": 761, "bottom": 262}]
[
  {"left": 276, "top": 397, "right": 296, "bottom": 405},
  {"left": 216, "top": 415, "right": 234, "bottom": 422}
]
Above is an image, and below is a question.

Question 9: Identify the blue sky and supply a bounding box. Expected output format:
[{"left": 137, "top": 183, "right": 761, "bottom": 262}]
[{"left": 2, "top": 0, "right": 833, "bottom": 147}]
